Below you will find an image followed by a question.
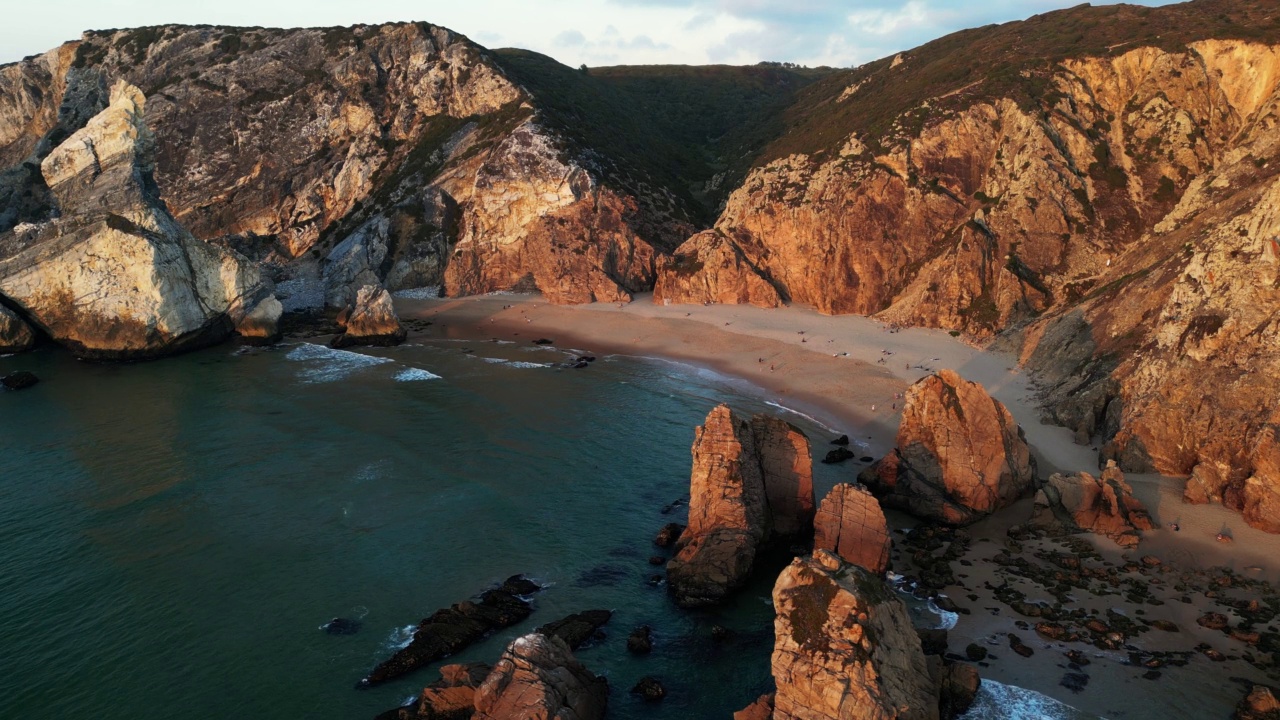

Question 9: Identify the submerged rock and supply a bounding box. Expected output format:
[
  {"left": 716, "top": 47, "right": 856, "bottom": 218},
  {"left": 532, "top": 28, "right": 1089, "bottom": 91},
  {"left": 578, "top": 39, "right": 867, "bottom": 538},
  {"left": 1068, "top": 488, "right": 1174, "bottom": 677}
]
[
  {"left": 472, "top": 633, "right": 608, "bottom": 720},
  {"left": 321, "top": 617, "right": 361, "bottom": 635},
  {"left": 1029, "top": 461, "right": 1154, "bottom": 548},
  {"left": 630, "top": 676, "right": 666, "bottom": 702},
  {"left": 360, "top": 575, "right": 542, "bottom": 688},
  {"left": 535, "top": 609, "right": 611, "bottom": 650},
  {"left": 812, "top": 483, "right": 891, "bottom": 575},
  {"left": 860, "top": 370, "right": 1036, "bottom": 525},
  {"left": 331, "top": 285, "right": 407, "bottom": 348},
  {"left": 1, "top": 370, "right": 38, "bottom": 390},
  {"left": 0, "top": 81, "right": 273, "bottom": 360},
  {"left": 627, "top": 625, "right": 653, "bottom": 655}
]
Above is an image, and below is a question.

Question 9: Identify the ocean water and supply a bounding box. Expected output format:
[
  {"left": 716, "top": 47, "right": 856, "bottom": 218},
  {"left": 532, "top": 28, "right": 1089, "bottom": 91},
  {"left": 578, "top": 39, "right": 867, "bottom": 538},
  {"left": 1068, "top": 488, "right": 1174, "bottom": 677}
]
[{"left": 0, "top": 339, "right": 1094, "bottom": 719}]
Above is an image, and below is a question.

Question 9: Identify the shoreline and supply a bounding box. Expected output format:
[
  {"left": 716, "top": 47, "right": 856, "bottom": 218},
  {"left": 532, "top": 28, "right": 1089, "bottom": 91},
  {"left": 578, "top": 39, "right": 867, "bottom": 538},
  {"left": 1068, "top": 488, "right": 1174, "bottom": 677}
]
[{"left": 398, "top": 292, "right": 1280, "bottom": 718}]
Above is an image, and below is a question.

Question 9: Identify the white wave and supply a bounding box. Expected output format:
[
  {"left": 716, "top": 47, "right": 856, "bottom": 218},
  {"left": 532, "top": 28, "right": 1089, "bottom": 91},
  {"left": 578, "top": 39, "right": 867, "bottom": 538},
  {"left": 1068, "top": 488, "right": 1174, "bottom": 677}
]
[
  {"left": 382, "top": 624, "right": 417, "bottom": 651},
  {"left": 395, "top": 368, "right": 442, "bottom": 382},
  {"left": 764, "top": 401, "right": 841, "bottom": 434},
  {"left": 508, "top": 361, "right": 549, "bottom": 369},
  {"left": 959, "top": 680, "right": 1102, "bottom": 720},
  {"left": 926, "top": 597, "right": 959, "bottom": 630},
  {"left": 285, "top": 343, "right": 392, "bottom": 383},
  {"left": 481, "top": 357, "right": 508, "bottom": 364}
]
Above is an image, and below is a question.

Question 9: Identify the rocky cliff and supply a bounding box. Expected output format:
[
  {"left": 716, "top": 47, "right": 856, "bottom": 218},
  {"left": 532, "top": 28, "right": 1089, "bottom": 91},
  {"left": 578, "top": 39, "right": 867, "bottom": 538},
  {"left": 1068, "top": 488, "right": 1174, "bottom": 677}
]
[{"left": 0, "top": 80, "right": 273, "bottom": 359}]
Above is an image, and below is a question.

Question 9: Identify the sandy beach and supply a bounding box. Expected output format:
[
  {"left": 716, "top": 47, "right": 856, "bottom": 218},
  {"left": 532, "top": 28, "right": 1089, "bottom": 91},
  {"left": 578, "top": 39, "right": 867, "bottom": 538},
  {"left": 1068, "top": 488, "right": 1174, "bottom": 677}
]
[{"left": 398, "top": 292, "right": 1280, "bottom": 718}]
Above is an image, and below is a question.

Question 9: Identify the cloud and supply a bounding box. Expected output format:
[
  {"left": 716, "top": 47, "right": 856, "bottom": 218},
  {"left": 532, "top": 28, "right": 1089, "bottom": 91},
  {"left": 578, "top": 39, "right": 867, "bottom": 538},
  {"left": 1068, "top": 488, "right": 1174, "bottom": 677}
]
[{"left": 554, "top": 30, "right": 587, "bottom": 47}]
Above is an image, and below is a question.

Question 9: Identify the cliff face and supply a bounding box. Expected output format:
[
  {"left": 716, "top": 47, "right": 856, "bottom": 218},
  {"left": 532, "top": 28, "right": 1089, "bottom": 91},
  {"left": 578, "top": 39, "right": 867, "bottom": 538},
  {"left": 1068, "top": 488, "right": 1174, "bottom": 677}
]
[
  {"left": 0, "top": 81, "right": 272, "bottom": 359},
  {"left": 0, "top": 23, "right": 700, "bottom": 312},
  {"left": 652, "top": 2, "right": 1280, "bottom": 532}
]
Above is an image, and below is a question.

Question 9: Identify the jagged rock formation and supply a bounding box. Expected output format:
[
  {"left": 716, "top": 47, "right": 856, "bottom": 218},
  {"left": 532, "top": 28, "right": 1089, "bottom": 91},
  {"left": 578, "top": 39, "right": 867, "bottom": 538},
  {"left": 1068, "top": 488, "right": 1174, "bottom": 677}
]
[
  {"left": 667, "top": 405, "right": 815, "bottom": 607},
  {"left": 0, "top": 81, "right": 273, "bottom": 359},
  {"left": 860, "top": 370, "right": 1036, "bottom": 525},
  {"left": 0, "top": 304, "right": 35, "bottom": 352},
  {"left": 769, "top": 550, "right": 976, "bottom": 720},
  {"left": 751, "top": 413, "right": 817, "bottom": 538},
  {"left": 813, "top": 483, "right": 892, "bottom": 574},
  {"left": 472, "top": 633, "right": 607, "bottom": 720},
  {"left": 667, "top": 404, "right": 769, "bottom": 608},
  {"left": 1029, "top": 460, "right": 1155, "bottom": 548},
  {"left": 331, "top": 285, "right": 406, "bottom": 348}
]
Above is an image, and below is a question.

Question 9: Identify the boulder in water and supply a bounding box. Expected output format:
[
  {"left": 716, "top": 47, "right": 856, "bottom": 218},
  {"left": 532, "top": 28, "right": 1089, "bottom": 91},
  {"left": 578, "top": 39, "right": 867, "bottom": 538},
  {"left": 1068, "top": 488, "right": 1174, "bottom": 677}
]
[
  {"left": 0, "top": 304, "right": 35, "bottom": 353},
  {"left": 1, "top": 370, "right": 38, "bottom": 390},
  {"left": 630, "top": 676, "right": 666, "bottom": 702},
  {"left": 821, "top": 447, "right": 854, "bottom": 464},
  {"left": 321, "top": 617, "right": 361, "bottom": 635},
  {"left": 472, "top": 633, "right": 608, "bottom": 720}
]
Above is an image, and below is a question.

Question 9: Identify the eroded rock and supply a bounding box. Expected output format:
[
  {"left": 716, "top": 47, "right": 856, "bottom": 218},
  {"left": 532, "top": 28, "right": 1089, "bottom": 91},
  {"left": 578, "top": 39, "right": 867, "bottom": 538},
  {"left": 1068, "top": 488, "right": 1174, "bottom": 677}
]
[
  {"left": 331, "top": 285, "right": 407, "bottom": 348},
  {"left": 813, "top": 483, "right": 892, "bottom": 575},
  {"left": 472, "top": 633, "right": 607, "bottom": 720},
  {"left": 1029, "top": 461, "right": 1154, "bottom": 548},
  {"left": 0, "top": 303, "right": 34, "bottom": 353},
  {"left": 860, "top": 370, "right": 1036, "bottom": 525}
]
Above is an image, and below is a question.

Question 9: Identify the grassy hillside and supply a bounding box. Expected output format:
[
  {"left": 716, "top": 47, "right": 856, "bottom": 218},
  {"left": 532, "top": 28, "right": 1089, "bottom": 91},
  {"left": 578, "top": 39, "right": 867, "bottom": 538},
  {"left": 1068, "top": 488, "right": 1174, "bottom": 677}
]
[
  {"left": 759, "top": 0, "right": 1280, "bottom": 163},
  {"left": 491, "top": 49, "right": 831, "bottom": 222}
]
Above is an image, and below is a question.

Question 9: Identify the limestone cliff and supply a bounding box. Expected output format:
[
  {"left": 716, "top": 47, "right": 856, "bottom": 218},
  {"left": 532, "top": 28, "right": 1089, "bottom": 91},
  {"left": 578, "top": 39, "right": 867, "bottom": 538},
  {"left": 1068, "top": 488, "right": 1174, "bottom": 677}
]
[{"left": 0, "top": 81, "right": 272, "bottom": 359}]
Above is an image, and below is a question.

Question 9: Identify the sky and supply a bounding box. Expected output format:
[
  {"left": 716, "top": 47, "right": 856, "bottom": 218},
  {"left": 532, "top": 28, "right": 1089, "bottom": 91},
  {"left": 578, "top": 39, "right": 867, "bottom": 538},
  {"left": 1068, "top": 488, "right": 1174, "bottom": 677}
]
[{"left": 1, "top": 0, "right": 1178, "bottom": 69}]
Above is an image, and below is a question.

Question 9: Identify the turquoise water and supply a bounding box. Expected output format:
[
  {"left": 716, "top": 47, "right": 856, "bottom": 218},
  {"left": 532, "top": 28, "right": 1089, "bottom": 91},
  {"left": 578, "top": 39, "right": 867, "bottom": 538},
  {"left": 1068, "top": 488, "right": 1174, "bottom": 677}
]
[
  {"left": 0, "top": 336, "right": 1097, "bottom": 719},
  {"left": 0, "top": 338, "right": 857, "bottom": 719}
]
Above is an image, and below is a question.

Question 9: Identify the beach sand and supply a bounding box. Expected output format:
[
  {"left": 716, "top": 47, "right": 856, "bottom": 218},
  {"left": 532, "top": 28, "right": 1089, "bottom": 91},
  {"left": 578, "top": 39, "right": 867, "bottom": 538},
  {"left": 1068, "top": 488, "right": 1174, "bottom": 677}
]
[{"left": 398, "top": 292, "right": 1280, "bottom": 717}]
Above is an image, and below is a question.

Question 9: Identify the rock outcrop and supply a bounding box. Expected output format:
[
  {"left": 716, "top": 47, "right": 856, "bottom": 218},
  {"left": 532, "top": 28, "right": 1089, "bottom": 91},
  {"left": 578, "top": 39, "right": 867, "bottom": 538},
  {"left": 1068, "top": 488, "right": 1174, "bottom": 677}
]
[
  {"left": 360, "top": 575, "right": 541, "bottom": 688},
  {"left": 1030, "top": 461, "right": 1155, "bottom": 548},
  {"left": 1235, "top": 684, "right": 1280, "bottom": 720},
  {"left": 770, "top": 550, "right": 974, "bottom": 720},
  {"left": 0, "top": 81, "right": 273, "bottom": 359},
  {"left": 0, "top": 304, "right": 35, "bottom": 353},
  {"left": 751, "top": 413, "right": 817, "bottom": 538},
  {"left": 472, "top": 633, "right": 607, "bottom": 720},
  {"left": 860, "top": 370, "right": 1035, "bottom": 525},
  {"left": 376, "top": 663, "right": 492, "bottom": 720},
  {"left": 667, "top": 404, "right": 816, "bottom": 607},
  {"left": 813, "top": 483, "right": 892, "bottom": 575},
  {"left": 654, "top": 229, "right": 781, "bottom": 308},
  {"left": 667, "top": 405, "right": 768, "bottom": 608},
  {"left": 331, "top": 285, "right": 406, "bottom": 348}
]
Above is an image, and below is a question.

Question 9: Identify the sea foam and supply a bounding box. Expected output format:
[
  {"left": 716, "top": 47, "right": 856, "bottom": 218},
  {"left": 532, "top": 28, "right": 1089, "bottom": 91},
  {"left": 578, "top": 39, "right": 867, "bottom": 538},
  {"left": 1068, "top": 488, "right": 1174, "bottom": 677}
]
[
  {"left": 285, "top": 343, "right": 392, "bottom": 383},
  {"left": 395, "top": 368, "right": 442, "bottom": 382},
  {"left": 959, "top": 680, "right": 1101, "bottom": 719}
]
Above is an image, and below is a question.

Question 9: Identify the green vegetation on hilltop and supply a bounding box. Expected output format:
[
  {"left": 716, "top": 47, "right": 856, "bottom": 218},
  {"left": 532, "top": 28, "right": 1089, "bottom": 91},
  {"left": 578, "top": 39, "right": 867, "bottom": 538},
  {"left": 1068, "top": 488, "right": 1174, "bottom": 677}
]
[
  {"left": 492, "top": 49, "right": 832, "bottom": 223},
  {"left": 760, "top": 0, "right": 1280, "bottom": 164}
]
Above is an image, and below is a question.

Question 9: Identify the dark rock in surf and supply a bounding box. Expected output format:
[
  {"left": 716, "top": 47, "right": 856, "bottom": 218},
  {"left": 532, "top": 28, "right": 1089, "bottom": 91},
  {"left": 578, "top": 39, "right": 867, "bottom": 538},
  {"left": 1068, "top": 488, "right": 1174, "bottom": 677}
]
[
  {"left": 822, "top": 447, "right": 855, "bottom": 464},
  {"left": 536, "top": 609, "right": 612, "bottom": 650},
  {"left": 1, "top": 371, "right": 38, "bottom": 389},
  {"left": 358, "top": 574, "right": 542, "bottom": 688},
  {"left": 321, "top": 617, "right": 361, "bottom": 635}
]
